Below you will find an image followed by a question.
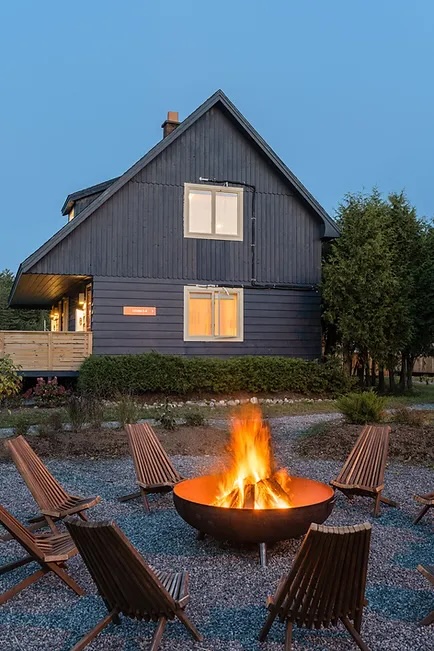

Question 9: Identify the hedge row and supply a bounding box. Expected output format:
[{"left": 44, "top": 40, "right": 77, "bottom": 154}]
[{"left": 78, "top": 352, "right": 352, "bottom": 397}]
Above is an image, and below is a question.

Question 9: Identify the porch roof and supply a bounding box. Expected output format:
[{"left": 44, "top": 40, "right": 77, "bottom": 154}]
[{"left": 9, "top": 273, "right": 90, "bottom": 308}]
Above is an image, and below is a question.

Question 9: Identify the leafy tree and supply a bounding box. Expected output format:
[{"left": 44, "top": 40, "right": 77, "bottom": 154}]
[
  {"left": 0, "top": 269, "right": 47, "bottom": 330},
  {"left": 323, "top": 190, "right": 408, "bottom": 389}
]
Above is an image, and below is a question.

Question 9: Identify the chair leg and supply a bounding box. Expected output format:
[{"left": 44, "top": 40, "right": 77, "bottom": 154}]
[
  {"left": 78, "top": 511, "right": 88, "bottom": 521},
  {"left": 45, "top": 515, "right": 60, "bottom": 534},
  {"left": 141, "top": 489, "right": 151, "bottom": 513},
  {"left": 414, "top": 505, "right": 430, "bottom": 525},
  {"left": 0, "top": 555, "right": 33, "bottom": 576},
  {"left": 373, "top": 492, "right": 382, "bottom": 517},
  {"left": 176, "top": 609, "right": 202, "bottom": 641},
  {"left": 284, "top": 620, "right": 293, "bottom": 650},
  {"left": 341, "top": 616, "right": 369, "bottom": 651},
  {"left": 419, "top": 609, "right": 434, "bottom": 626},
  {"left": 150, "top": 617, "right": 168, "bottom": 651},
  {"left": 70, "top": 609, "right": 118, "bottom": 651},
  {"left": 0, "top": 568, "right": 47, "bottom": 606},
  {"left": 118, "top": 490, "right": 141, "bottom": 503},
  {"left": 47, "top": 562, "right": 85, "bottom": 596},
  {"left": 258, "top": 608, "right": 278, "bottom": 642}
]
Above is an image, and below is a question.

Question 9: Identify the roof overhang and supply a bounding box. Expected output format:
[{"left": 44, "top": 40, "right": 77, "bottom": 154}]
[{"left": 8, "top": 272, "right": 91, "bottom": 308}]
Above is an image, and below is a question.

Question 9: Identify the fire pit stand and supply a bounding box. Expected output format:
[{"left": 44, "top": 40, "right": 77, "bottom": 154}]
[{"left": 173, "top": 475, "right": 335, "bottom": 566}]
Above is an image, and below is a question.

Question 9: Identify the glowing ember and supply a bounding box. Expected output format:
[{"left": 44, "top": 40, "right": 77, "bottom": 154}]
[{"left": 213, "top": 405, "right": 293, "bottom": 509}]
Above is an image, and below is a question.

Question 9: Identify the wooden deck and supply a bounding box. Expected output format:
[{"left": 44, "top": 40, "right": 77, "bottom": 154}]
[{"left": 0, "top": 331, "right": 92, "bottom": 373}]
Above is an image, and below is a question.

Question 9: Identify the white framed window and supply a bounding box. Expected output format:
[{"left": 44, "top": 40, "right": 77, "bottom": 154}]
[
  {"left": 184, "top": 183, "right": 243, "bottom": 240},
  {"left": 184, "top": 286, "right": 244, "bottom": 341}
]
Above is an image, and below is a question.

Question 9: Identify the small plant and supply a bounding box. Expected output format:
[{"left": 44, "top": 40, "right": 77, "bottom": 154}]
[
  {"left": 183, "top": 410, "right": 206, "bottom": 427},
  {"left": 337, "top": 390, "right": 386, "bottom": 424},
  {"left": 392, "top": 407, "right": 425, "bottom": 428},
  {"left": 45, "top": 410, "right": 64, "bottom": 433},
  {"left": 13, "top": 414, "right": 32, "bottom": 436},
  {"left": 0, "top": 356, "right": 22, "bottom": 404},
  {"left": 82, "top": 396, "right": 104, "bottom": 428},
  {"left": 24, "top": 377, "right": 70, "bottom": 407},
  {"left": 156, "top": 401, "right": 177, "bottom": 431},
  {"left": 65, "top": 395, "right": 87, "bottom": 431},
  {"left": 114, "top": 394, "right": 139, "bottom": 427}
]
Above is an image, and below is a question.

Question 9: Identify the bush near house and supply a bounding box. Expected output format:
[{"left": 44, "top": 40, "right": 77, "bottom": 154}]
[
  {"left": 78, "top": 352, "right": 353, "bottom": 398},
  {"left": 0, "top": 355, "right": 22, "bottom": 404}
]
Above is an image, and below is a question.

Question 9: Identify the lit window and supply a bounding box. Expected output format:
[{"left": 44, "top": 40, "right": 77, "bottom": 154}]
[
  {"left": 184, "top": 183, "right": 243, "bottom": 240},
  {"left": 184, "top": 287, "right": 243, "bottom": 341}
]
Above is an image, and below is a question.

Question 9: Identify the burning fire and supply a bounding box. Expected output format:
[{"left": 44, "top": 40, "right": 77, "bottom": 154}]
[{"left": 213, "top": 405, "right": 293, "bottom": 509}]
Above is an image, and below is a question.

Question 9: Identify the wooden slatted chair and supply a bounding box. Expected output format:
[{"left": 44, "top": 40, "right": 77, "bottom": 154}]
[
  {"left": 259, "top": 522, "right": 372, "bottom": 651},
  {"left": 414, "top": 491, "right": 434, "bottom": 524},
  {"left": 65, "top": 517, "right": 202, "bottom": 651},
  {"left": 6, "top": 435, "right": 100, "bottom": 533},
  {"left": 119, "top": 423, "right": 183, "bottom": 512},
  {"left": 417, "top": 565, "right": 434, "bottom": 626},
  {"left": 331, "top": 425, "right": 397, "bottom": 517},
  {"left": 0, "top": 504, "right": 84, "bottom": 606}
]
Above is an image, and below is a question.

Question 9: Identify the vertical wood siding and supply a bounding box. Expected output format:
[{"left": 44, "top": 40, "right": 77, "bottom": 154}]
[
  {"left": 92, "top": 277, "right": 321, "bottom": 359},
  {"left": 30, "top": 106, "right": 322, "bottom": 285}
]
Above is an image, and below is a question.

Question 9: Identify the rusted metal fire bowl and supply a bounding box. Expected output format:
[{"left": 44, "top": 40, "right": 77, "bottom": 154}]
[{"left": 173, "top": 474, "right": 335, "bottom": 544}]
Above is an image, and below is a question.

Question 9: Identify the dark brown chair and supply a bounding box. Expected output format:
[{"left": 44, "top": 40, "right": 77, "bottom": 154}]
[
  {"left": 0, "top": 504, "right": 84, "bottom": 606},
  {"left": 6, "top": 435, "right": 100, "bottom": 533},
  {"left": 119, "top": 423, "right": 183, "bottom": 511},
  {"left": 418, "top": 565, "right": 434, "bottom": 626},
  {"left": 331, "top": 425, "right": 397, "bottom": 516},
  {"left": 259, "top": 522, "right": 372, "bottom": 651},
  {"left": 414, "top": 491, "right": 434, "bottom": 524},
  {"left": 65, "top": 518, "right": 202, "bottom": 651}
]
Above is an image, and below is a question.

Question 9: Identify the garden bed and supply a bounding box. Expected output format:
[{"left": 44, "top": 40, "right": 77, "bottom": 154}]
[
  {"left": 0, "top": 424, "right": 230, "bottom": 462},
  {"left": 297, "top": 417, "right": 434, "bottom": 467}
]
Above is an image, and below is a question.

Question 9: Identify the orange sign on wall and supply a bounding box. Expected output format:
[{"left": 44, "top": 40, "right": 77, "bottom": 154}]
[{"left": 123, "top": 306, "right": 157, "bottom": 316}]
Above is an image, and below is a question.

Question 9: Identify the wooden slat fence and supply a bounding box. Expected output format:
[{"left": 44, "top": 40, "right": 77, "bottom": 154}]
[{"left": 0, "top": 331, "right": 92, "bottom": 371}]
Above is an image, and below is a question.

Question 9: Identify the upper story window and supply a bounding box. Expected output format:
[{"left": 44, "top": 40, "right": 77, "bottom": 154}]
[{"left": 184, "top": 183, "right": 243, "bottom": 241}]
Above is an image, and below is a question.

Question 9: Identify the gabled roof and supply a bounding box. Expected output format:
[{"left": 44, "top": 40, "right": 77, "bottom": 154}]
[
  {"left": 11, "top": 90, "right": 339, "bottom": 303},
  {"left": 61, "top": 177, "right": 119, "bottom": 215}
]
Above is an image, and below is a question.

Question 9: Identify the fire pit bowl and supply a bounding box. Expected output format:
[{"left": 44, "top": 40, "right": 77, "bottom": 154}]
[{"left": 173, "top": 474, "right": 335, "bottom": 545}]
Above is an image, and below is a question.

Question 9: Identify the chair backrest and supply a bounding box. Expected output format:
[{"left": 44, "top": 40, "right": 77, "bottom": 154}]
[
  {"left": 276, "top": 522, "right": 372, "bottom": 628},
  {"left": 125, "top": 423, "right": 182, "bottom": 487},
  {"left": 6, "top": 435, "right": 69, "bottom": 511},
  {"left": 0, "top": 504, "right": 43, "bottom": 560},
  {"left": 335, "top": 425, "right": 391, "bottom": 490},
  {"left": 65, "top": 518, "right": 178, "bottom": 619}
]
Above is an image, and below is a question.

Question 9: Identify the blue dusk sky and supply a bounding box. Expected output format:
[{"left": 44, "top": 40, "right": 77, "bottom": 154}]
[{"left": 1, "top": 1, "right": 434, "bottom": 272}]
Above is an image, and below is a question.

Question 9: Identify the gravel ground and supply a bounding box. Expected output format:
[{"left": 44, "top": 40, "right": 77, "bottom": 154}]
[{"left": 1, "top": 414, "right": 433, "bottom": 651}]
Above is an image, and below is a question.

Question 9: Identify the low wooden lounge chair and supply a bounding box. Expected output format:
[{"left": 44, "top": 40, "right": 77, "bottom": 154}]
[
  {"left": 6, "top": 435, "right": 100, "bottom": 533},
  {"left": 417, "top": 564, "right": 434, "bottom": 626},
  {"left": 330, "top": 425, "right": 397, "bottom": 517},
  {"left": 259, "top": 522, "right": 372, "bottom": 651},
  {"left": 0, "top": 504, "right": 84, "bottom": 606},
  {"left": 414, "top": 491, "right": 434, "bottom": 524},
  {"left": 119, "top": 423, "right": 183, "bottom": 512},
  {"left": 65, "top": 518, "right": 202, "bottom": 651}
]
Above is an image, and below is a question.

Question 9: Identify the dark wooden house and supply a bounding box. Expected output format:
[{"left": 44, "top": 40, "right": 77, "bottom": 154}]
[{"left": 5, "top": 90, "right": 339, "bottom": 375}]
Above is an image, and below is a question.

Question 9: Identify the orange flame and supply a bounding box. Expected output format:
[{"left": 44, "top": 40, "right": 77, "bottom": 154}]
[{"left": 213, "top": 405, "right": 292, "bottom": 509}]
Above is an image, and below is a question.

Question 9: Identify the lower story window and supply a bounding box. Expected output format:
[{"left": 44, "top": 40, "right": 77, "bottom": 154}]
[{"left": 184, "top": 286, "right": 243, "bottom": 341}]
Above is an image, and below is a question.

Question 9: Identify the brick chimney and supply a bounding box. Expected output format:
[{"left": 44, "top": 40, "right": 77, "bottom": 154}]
[{"left": 161, "top": 111, "right": 180, "bottom": 138}]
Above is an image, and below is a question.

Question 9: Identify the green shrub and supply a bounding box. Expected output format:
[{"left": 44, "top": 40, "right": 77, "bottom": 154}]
[
  {"left": 65, "top": 395, "right": 87, "bottom": 431},
  {"left": 13, "top": 414, "right": 32, "bottom": 436},
  {"left": 45, "top": 410, "right": 64, "bottom": 433},
  {"left": 337, "top": 390, "right": 386, "bottom": 424},
  {"left": 156, "top": 401, "right": 177, "bottom": 430},
  {"left": 0, "top": 356, "right": 22, "bottom": 403},
  {"left": 114, "top": 395, "right": 139, "bottom": 427},
  {"left": 392, "top": 407, "right": 425, "bottom": 428},
  {"left": 78, "top": 353, "right": 352, "bottom": 398},
  {"left": 183, "top": 410, "right": 206, "bottom": 427}
]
